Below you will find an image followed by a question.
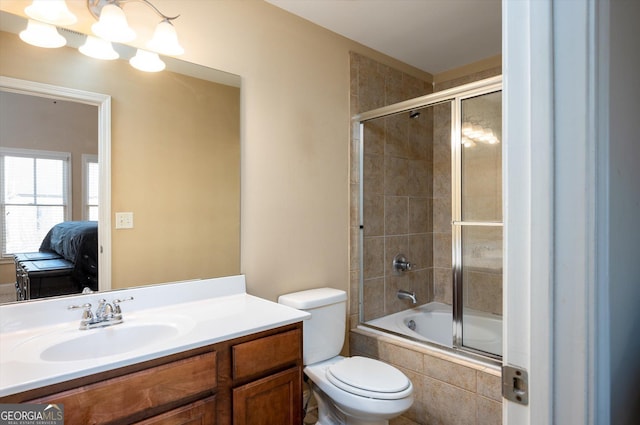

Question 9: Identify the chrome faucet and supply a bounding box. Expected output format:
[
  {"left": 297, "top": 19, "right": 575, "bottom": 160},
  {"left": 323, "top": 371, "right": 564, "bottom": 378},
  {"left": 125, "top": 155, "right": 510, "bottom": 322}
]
[
  {"left": 397, "top": 289, "right": 417, "bottom": 305},
  {"left": 69, "top": 297, "right": 133, "bottom": 330}
]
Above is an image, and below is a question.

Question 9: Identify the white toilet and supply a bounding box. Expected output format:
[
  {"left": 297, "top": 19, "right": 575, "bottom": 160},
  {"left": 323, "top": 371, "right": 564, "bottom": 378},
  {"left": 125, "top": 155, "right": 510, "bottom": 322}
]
[{"left": 279, "top": 288, "right": 414, "bottom": 425}]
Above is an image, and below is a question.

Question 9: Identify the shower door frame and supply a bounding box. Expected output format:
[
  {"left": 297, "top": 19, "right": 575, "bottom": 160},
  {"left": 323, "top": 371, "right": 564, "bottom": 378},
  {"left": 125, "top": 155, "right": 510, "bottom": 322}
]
[
  {"left": 452, "top": 85, "right": 503, "bottom": 361},
  {"left": 355, "top": 75, "right": 503, "bottom": 361}
]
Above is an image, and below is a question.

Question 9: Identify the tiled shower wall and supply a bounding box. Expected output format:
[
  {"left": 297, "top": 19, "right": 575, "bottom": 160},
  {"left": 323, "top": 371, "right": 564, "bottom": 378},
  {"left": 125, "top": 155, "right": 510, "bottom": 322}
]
[
  {"left": 349, "top": 52, "right": 502, "bottom": 425},
  {"left": 350, "top": 52, "right": 433, "bottom": 322}
]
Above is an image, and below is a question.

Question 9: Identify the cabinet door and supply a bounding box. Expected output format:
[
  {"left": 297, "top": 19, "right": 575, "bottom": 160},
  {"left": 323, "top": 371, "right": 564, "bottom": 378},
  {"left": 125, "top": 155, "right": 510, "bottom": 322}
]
[
  {"left": 134, "top": 396, "right": 216, "bottom": 425},
  {"left": 233, "top": 367, "right": 301, "bottom": 425}
]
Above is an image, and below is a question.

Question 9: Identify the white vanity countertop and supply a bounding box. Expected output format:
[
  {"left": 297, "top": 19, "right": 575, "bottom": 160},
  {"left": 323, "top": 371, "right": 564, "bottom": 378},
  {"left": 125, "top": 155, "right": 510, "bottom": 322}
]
[{"left": 0, "top": 275, "right": 309, "bottom": 397}]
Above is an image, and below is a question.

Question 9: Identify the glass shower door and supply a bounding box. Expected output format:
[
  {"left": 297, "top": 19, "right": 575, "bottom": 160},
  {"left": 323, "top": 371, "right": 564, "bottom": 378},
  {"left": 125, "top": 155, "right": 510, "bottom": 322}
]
[{"left": 454, "top": 90, "right": 503, "bottom": 357}]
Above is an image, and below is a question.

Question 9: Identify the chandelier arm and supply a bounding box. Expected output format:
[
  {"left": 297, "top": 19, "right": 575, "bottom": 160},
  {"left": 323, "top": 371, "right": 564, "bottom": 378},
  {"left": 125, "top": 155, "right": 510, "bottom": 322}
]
[
  {"left": 87, "top": 0, "right": 180, "bottom": 22},
  {"left": 134, "top": 0, "right": 179, "bottom": 21}
]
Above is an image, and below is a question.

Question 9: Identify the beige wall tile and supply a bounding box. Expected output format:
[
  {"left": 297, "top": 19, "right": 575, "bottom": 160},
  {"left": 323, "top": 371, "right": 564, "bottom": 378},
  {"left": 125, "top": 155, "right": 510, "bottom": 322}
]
[
  {"left": 380, "top": 343, "right": 425, "bottom": 374},
  {"left": 409, "top": 233, "right": 432, "bottom": 271},
  {"left": 477, "top": 370, "right": 502, "bottom": 402},
  {"left": 409, "top": 159, "right": 431, "bottom": 196},
  {"left": 409, "top": 197, "right": 431, "bottom": 234},
  {"left": 363, "top": 236, "right": 385, "bottom": 278},
  {"left": 363, "top": 193, "right": 384, "bottom": 236},
  {"left": 423, "top": 376, "right": 477, "bottom": 425},
  {"left": 363, "top": 277, "right": 385, "bottom": 320},
  {"left": 385, "top": 156, "right": 411, "bottom": 196},
  {"left": 423, "top": 354, "right": 477, "bottom": 392},
  {"left": 386, "top": 114, "right": 410, "bottom": 158},
  {"left": 433, "top": 233, "right": 452, "bottom": 268},
  {"left": 477, "top": 396, "right": 502, "bottom": 425},
  {"left": 433, "top": 267, "right": 453, "bottom": 304},
  {"left": 398, "top": 367, "right": 428, "bottom": 423},
  {"left": 364, "top": 119, "right": 385, "bottom": 156},
  {"left": 364, "top": 153, "right": 384, "bottom": 194},
  {"left": 386, "top": 196, "right": 410, "bottom": 235},
  {"left": 433, "top": 196, "right": 451, "bottom": 233}
]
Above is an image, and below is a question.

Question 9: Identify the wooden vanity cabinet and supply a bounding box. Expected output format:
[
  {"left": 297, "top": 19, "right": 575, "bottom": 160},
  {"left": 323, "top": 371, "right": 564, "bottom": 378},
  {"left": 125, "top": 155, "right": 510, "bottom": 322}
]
[
  {"left": 231, "top": 329, "right": 303, "bottom": 425},
  {"left": 1, "top": 322, "right": 303, "bottom": 425}
]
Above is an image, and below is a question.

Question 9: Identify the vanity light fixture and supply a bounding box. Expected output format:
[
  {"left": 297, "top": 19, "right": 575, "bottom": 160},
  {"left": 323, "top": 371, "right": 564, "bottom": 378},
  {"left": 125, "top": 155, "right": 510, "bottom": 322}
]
[
  {"left": 90, "top": 2, "right": 136, "bottom": 43},
  {"left": 25, "top": 0, "right": 77, "bottom": 26},
  {"left": 19, "top": 0, "right": 184, "bottom": 73},
  {"left": 19, "top": 19, "right": 67, "bottom": 48},
  {"left": 87, "top": 0, "right": 184, "bottom": 56},
  {"left": 129, "top": 49, "right": 165, "bottom": 72},
  {"left": 79, "top": 35, "right": 119, "bottom": 60}
]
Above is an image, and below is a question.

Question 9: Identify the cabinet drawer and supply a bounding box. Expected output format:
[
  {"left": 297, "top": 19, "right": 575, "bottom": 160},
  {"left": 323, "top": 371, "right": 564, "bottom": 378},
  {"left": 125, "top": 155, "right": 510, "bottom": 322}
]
[
  {"left": 134, "top": 396, "right": 216, "bottom": 425},
  {"left": 30, "top": 351, "right": 217, "bottom": 424},
  {"left": 232, "top": 329, "right": 301, "bottom": 381}
]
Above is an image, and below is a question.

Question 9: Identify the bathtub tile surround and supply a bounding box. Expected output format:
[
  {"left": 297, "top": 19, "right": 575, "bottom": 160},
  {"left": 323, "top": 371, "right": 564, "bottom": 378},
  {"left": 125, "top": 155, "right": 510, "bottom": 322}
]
[
  {"left": 351, "top": 329, "right": 501, "bottom": 425},
  {"left": 351, "top": 52, "right": 434, "bottom": 322},
  {"left": 350, "top": 52, "right": 503, "bottom": 424}
]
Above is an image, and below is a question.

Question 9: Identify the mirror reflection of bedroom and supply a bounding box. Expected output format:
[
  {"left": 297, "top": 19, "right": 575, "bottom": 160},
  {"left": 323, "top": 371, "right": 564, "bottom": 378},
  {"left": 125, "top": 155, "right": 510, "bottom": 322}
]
[{"left": 0, "top": 90, "right": 98, "bottom": 301}]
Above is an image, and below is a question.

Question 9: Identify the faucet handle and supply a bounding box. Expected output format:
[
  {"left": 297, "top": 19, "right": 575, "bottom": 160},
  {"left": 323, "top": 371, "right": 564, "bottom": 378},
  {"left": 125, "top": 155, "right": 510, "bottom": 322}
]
[
  {"left": 112, "top": 296, "right": 133, "bottom": 319},
  {"left": 393, "top": 254, "right": 413, "bottom": 272},
  {"left": 68, "top": 303, "right": 93, "bottom": 325}
]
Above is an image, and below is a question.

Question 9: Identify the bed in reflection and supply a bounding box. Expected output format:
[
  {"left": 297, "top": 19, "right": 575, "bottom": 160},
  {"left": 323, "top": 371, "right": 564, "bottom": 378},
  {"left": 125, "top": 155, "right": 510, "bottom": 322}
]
[{"left": 14, "top": 221, "right": 98, "bottom": 300}]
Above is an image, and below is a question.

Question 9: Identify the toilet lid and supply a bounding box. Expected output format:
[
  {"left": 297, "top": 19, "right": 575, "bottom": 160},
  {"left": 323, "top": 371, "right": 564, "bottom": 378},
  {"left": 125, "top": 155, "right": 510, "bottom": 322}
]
[{"left": 326, "top": 357, "right": 412, "bottom": 400}]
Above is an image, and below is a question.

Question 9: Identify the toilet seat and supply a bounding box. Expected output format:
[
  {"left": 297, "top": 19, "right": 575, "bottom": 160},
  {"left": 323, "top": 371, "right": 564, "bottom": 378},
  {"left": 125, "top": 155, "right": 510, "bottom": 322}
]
[{"left": 326, "top": 356, "right": 412, "bottom": 400}]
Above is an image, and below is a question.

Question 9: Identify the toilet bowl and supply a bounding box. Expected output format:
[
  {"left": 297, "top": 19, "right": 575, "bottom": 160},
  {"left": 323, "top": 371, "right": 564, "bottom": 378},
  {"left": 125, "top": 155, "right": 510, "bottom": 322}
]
[
  {"left": 278, "top": 288, "right": 414, "bottom": 425},
  {"left": 305, "top": 356, "right": 414, "bottom": 425}
]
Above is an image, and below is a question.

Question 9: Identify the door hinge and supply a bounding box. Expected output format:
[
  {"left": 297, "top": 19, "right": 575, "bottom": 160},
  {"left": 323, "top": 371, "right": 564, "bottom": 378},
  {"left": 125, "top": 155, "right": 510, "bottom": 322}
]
[{"left": 502, "top": 365, "right": 529, "bottom": 405}]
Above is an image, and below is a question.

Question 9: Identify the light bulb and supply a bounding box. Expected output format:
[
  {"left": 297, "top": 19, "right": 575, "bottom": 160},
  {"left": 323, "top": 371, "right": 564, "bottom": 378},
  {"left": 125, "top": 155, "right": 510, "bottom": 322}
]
[
  {"left": 129, "top": 49, "right": 166, "bottom": 72},
  {"left": 79, "top": 35, "right": 119, "bottom": 60},
  {"left": 19, "top": 20, "right": 66, "bottom": 48},
  {"left": 25, "top": 0, "right": 77, "bottom": 25},
  {"left": 147, "top": 20, "right": 184, "bottom": 56},
  {"left": 91, "top": 3, "right": 136, "bottom": 43},
  {"left": 462, "top": 137, "right": 476, "bottom": 148}
]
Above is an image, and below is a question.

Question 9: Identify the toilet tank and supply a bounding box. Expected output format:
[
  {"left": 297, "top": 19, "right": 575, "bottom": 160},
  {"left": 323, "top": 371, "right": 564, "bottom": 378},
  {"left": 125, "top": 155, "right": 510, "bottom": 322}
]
[{"left": 278, "top": 288, "right": 347, "bottom": 365}]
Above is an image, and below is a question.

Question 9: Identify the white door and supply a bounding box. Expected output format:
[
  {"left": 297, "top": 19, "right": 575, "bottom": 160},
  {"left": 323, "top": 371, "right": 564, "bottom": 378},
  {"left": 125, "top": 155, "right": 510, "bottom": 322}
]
[{"left": 502, "top": 0, "right": 612, "bottom": 423}]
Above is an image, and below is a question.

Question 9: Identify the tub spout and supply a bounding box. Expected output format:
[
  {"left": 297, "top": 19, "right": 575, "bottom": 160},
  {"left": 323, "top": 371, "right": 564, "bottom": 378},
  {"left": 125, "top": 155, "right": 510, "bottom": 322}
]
[{"left": 397, "top": 290, "right": 417, "bottom": 304}]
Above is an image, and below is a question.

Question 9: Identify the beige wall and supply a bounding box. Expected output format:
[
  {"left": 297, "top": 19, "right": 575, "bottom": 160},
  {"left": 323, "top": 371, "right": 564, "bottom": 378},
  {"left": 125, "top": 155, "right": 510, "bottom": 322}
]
[
  {"left": 0, "top": 1, "right": 431, "bottom": 301},
  {"left": 166, "top": 0, "right": 432, "bottom": 301}
]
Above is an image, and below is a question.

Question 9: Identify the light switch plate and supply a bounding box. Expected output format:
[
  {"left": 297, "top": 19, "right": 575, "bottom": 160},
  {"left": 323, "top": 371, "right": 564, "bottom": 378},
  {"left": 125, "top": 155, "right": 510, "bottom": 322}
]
[{"left": 115, "top": 212, "right": 134, "bottom": 229}]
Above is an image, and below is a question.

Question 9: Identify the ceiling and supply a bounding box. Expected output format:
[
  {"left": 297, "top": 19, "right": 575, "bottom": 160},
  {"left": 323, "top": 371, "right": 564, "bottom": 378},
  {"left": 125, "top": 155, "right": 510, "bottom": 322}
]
[{"left": 265, "top": 0, "right": 502, "bottom": 75}]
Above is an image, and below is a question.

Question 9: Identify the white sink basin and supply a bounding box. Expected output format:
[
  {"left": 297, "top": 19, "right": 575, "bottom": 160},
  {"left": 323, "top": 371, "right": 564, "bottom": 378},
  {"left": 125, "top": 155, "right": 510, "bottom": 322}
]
[
  {"left": 12, "top": 316, "right": 195, "bottom": 363},
  {"left": 41, "top": 323, "right": 178, "bottom": 362}
]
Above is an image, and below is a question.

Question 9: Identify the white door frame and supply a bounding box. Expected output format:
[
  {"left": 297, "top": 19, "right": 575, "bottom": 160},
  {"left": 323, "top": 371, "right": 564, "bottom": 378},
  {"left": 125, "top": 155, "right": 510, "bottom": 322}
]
[
  {"left": 0, "top": 76, "right": 112, "bottom": 292},
  {"left": 502, "top": 0, "right": 610, "bottom": 423}
]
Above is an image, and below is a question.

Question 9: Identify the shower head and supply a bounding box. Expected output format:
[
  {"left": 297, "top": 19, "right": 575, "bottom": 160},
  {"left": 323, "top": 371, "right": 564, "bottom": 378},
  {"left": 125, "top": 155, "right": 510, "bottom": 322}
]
[{"left": 409, "top": 110, "right": 421, "bottom": 119}]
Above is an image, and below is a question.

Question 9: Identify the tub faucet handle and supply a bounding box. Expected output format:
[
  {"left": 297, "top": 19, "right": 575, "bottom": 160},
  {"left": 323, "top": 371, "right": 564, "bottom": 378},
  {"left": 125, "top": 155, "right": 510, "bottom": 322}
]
[{"left": 393, "top": 254, "right": 413, "bottom": 272}]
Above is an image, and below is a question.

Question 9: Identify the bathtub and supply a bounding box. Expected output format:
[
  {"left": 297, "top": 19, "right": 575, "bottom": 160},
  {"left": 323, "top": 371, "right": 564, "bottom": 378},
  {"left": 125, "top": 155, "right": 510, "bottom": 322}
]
[{"left": 366, "top": 302, "right": 502, "bottom": 356}]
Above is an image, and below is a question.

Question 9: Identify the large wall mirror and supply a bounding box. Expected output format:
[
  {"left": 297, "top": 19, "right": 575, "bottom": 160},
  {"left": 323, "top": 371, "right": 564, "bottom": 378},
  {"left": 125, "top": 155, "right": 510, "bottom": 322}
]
[{"left": 0, "top": 9, "right": 241, "bottom": 304}]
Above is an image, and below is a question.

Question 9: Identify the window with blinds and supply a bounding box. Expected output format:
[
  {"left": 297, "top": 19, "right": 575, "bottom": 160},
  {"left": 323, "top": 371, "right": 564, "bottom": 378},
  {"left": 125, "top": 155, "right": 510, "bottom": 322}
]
[
  {"left": 83, "top": 154, "right": 99, "bottom": 220},
  {"left": 1, "top": 148, "right": 71, "bottom": 257}
]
